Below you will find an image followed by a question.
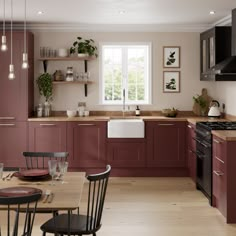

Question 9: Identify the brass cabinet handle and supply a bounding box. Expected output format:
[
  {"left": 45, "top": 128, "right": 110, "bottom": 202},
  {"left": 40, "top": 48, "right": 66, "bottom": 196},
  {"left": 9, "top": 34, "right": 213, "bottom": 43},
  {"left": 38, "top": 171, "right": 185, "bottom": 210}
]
[
  {"left": 187, "top": 125, "right": 192, "bottom": 129},
  {"left": 213, "top": 170, "right": 224, "bottom": 176},
  {"left": 78, "top": 124, "right": 95, "bottom": 126},
  {"left": 0, "top": 124, "right": 15, "bottom": 126},
  {"left": 40, "top": 124, "right": 56, "bottom": 126},
  {"left": 215, "top": 156, "right": 224, "bottom": 164},
  {"left": 213, "top": 139, "right": 222, "bottom": 144},
  {"left": 0, "top": 117, "right": 15, "bottom": 120}
]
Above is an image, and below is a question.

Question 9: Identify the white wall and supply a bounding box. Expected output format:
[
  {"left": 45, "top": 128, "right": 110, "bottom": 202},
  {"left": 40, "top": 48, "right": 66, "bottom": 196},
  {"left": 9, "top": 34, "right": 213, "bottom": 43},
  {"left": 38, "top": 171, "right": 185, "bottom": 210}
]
[{"left": 33, "top": 31, "right": 216, "bottom": 112}]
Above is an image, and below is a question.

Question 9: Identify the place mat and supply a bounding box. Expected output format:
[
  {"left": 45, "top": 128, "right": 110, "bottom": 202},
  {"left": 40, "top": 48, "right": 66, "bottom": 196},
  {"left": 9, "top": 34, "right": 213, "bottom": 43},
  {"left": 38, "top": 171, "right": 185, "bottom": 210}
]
[{"left": 0, "top": 187, "right": 42, "bottom": 197}]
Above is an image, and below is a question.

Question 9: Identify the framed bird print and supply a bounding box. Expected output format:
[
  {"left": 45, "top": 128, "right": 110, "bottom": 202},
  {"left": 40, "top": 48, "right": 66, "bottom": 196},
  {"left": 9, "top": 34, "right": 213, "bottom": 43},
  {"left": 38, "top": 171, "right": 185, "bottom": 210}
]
[
  {"left": 163, "top": 71, "right": 180, "bottom": 93},
  {"left": 163, "top": 46, "right": 180, "bottom": 68}
]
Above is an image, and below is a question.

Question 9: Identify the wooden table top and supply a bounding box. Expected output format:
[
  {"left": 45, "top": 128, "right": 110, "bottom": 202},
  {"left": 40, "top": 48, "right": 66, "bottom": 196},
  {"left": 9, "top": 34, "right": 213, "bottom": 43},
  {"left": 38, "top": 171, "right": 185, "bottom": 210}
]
[{"left": 0, "top": 171, "right": 85, "bottom": 211}]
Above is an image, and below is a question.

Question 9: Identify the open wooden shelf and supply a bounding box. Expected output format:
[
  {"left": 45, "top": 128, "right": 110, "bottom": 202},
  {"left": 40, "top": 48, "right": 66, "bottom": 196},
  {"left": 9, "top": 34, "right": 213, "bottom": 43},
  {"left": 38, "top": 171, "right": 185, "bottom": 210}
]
[
  {"left": 38, "top": 56, "right": 95, "bottom": 61},
  {"left": 53, "top": 81, "right": 93, "bottom": 85}
]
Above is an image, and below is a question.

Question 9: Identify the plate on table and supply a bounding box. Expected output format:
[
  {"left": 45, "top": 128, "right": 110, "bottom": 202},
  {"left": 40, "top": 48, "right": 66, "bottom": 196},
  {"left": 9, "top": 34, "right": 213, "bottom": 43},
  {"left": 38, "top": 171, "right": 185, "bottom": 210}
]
[
  {"left": 14, "top": 169, "right": 51, "bottom": 181},
  {"left": 0, "top": 187, "right": 42, "bottom": 197}
]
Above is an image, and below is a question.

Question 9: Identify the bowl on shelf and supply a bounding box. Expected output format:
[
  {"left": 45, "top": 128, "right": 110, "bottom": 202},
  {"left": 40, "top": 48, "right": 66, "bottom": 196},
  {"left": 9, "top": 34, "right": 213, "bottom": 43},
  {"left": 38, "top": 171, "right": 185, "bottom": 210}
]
[
  {"left": 162, "top": 108, "right": 178, "bottom": 117},
  {"left": 66, "top": 110, "right": 77, "bottom": 117}
]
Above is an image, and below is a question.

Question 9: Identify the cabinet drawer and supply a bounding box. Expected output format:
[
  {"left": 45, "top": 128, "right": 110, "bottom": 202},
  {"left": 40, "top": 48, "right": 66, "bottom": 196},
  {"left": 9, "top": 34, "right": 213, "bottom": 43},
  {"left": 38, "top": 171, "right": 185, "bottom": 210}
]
[{"left": 212, "top": 136, "right": 225, "bottom": 162}]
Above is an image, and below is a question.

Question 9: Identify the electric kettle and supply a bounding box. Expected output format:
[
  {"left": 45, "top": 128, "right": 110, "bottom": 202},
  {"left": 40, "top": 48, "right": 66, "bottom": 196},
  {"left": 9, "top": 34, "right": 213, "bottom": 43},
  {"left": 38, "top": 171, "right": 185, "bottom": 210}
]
[{"left": 208, "top": 100, "right": 221, "bottom": 118}]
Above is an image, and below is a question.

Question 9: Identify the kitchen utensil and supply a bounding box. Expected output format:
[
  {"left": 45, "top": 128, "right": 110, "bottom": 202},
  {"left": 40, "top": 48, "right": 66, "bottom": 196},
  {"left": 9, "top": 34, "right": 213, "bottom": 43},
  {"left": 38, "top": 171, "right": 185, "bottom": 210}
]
[
  {"left": 47, "top": 192, "right": 54, "bottom": 203},
  {"left": 2, "top": 173, "right": 11, "bottom": 181},
  {"left": 43, "top": 189, "right": 51, "bottom": 203},
  {"left": 208, "top": 100, "right": 221, "bottom": 117},
  {"left": 6, "top": 172, "right": 14, "bottom": 180}
]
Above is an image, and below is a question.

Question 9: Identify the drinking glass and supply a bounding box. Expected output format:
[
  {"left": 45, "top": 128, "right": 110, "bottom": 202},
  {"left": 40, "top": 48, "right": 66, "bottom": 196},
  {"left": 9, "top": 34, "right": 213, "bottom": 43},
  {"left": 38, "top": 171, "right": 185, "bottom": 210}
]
[
  {"left": 0, "top": 163, "right": 3, "bottom": 179},
  {"left": 48, "top": 160, "right": 57, "bottom": 185},
  {"left": 58, "top": 161, "right": 68, "bottom": 184}
]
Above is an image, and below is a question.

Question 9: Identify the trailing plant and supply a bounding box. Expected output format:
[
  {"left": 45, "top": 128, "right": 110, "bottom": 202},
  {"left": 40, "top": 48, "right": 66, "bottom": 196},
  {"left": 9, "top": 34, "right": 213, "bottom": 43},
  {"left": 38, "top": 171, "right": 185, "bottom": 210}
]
[
  {"left": 69, "top": 36, "right": 98, "bottom": 57},
  {"left": 37, "top": 73, "right": 53, "bottom": 102}
]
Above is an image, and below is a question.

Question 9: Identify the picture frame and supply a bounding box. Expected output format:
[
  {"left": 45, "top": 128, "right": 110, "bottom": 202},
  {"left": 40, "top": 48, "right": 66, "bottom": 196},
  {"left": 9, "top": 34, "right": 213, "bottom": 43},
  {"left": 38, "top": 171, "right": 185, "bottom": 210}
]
[
  {"left": 163, "top": 46, "right": 180, "bottom": 68},
  {"left": 163, "top": 71, "right": 180, "bottom": 93}
]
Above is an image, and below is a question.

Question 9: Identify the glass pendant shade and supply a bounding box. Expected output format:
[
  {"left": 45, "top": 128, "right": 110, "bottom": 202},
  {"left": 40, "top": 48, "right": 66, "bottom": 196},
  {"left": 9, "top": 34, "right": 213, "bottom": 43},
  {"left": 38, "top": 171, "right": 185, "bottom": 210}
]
[
  {"left": 22, "top": 53, "right": 29, "bottom": 69},
  {"left": 8, "top": 64, "right": 15, "bottom": 80},
  {"left": 1, "top": 35, "right": 8, "bottom": 51}
]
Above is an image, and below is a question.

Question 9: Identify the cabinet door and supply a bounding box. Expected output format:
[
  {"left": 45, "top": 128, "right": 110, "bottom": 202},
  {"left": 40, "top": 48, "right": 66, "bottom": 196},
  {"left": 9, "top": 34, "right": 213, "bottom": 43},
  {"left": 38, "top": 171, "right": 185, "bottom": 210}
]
[
  {"left": 0, "top": 122, "right": 27, "bottom": 167},
  {"left": 28, "top": 122, "right": 67, "bottom": 152},
  {"left": 147, "top": 121, "right": 186, "bottom": 167},
  {"left": 0, "top": 32, "right": 34, "bottom": 121},
  {"left": 67, "top": 122, "right": 106, "bottom": 167},
  {"left": 107, "top": 140, "right": 145, "bottom": 167}
]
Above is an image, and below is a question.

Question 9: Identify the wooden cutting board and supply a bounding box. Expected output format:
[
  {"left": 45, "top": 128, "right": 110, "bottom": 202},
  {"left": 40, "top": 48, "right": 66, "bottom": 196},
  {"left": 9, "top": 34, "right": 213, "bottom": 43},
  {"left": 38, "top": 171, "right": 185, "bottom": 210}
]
[{"left": 193, "top": 88, "right": 212, "bottom": 116}]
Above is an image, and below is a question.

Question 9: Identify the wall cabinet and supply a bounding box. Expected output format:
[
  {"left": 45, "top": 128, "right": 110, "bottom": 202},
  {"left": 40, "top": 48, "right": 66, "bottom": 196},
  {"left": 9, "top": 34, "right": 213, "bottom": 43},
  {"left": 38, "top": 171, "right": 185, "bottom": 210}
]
[
  {"left": 67, "top": 121, "right": 106, "bottom": 168},
  {"left": 212, "top": 134, "right": 236, "bottom": 223},
  {"left": 200, "top": 26, "right": 231, "bottom": 81},
  {"left": 107, "top": 139, "right": 146, "bottom": 168},
  {"left": 0, "top": 122, "right": 27, "bottom": 167},
  {"left": 146, "top": 121, "right": 186, "bottom": 168},
  {"left": 0, "top": 31, "right": 34, "bottom": 121},
  {"left": 28, "top": 121, "right": 67, "bottom": 152},
  {"left": 187, "top": 123, "right": 196, "bottom": 182}
]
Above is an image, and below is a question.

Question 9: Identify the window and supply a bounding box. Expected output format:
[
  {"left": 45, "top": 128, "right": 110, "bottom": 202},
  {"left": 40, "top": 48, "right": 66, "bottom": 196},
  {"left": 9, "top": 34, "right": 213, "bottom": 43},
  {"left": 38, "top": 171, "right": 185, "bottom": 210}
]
[{"left": 100, "top": 43, "right": 152, "bottom": 105}]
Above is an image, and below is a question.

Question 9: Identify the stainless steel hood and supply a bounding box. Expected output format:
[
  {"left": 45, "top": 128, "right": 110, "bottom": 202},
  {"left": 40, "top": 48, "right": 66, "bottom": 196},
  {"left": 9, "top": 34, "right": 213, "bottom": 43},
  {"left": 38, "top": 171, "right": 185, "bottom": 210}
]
[{"left": 213, "top": 8, "right": 236, "bottom": 81}]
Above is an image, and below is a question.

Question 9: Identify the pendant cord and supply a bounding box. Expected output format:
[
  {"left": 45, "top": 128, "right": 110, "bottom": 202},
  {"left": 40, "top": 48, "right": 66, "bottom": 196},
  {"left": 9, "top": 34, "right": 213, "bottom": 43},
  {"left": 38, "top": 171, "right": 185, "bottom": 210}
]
[
  {"left": 24, "top": 0, "right": 27, "bottom": 53},
  {"left": 10, "top": 0, "right": 13, "bottom": 64},
  {"left": 3, "top": 0, "right": 5, "bottom": 36}
]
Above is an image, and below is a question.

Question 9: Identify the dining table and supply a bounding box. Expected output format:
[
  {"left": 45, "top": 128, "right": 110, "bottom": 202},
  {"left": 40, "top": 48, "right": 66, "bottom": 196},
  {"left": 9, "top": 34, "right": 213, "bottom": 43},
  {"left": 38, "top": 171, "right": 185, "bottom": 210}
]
[{"left": 0, "top": 171, "right": 86, "bottom": 211}]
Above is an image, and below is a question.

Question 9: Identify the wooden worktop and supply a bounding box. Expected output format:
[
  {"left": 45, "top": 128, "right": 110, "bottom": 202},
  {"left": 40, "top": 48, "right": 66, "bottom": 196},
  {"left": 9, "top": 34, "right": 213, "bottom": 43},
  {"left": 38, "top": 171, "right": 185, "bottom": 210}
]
[{"left": 211, "top": 130, "right": 236, "bottom": 141}]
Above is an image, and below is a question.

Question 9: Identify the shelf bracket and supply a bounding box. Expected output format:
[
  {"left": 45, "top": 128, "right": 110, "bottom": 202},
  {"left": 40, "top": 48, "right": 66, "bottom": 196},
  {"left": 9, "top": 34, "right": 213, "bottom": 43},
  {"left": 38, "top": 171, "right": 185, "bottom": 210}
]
[
  {"left": 43, "top": 60, "right": 48, "bottom": 73},
  {"left": 84, "top": 84, "right": 88, "bottom": 97}
]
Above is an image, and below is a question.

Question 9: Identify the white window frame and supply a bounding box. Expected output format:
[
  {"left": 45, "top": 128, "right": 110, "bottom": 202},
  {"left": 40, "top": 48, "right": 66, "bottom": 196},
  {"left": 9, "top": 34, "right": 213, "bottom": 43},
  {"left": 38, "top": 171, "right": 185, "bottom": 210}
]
[{"left": 99, "top": 42, "right": 152, "bottom": 105}]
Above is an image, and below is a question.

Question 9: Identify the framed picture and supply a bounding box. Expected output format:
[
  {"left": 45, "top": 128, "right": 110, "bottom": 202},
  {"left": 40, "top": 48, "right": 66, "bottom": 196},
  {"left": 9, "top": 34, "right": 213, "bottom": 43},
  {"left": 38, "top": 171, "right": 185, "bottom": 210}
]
[
  {"left": 163, "top": 46, "right": 180, "bottom": 68},
  {"left": 163, "top": 71, "right": 180, "bottom": 93}
]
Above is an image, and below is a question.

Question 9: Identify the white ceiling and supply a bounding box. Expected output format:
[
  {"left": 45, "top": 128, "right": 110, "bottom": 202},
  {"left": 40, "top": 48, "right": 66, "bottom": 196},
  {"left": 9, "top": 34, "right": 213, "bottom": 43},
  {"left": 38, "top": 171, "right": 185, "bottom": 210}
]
[{"left": 1, "top": 0, "right": 236, "bottom": 31}]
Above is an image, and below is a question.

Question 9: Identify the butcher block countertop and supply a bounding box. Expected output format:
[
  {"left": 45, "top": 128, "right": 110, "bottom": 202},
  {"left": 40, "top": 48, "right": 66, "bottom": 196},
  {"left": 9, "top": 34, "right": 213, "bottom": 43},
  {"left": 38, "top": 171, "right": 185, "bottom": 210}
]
[{"left": 211, "top": 130, "right": 236, "bottom": 141}]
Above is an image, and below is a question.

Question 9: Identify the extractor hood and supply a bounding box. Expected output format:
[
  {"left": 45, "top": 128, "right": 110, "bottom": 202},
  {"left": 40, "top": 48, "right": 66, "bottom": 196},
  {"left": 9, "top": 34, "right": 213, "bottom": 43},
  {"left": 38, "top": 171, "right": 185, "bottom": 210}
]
[{"left": 212, "top": 8, "right": 236, "bottom": 81}]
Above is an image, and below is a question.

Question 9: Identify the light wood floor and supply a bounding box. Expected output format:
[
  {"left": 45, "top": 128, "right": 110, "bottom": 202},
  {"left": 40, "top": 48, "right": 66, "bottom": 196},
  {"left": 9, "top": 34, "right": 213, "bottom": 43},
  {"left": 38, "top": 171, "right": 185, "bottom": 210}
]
[{"left": 3, "top": 177, "right": 236, "bottom": 235}]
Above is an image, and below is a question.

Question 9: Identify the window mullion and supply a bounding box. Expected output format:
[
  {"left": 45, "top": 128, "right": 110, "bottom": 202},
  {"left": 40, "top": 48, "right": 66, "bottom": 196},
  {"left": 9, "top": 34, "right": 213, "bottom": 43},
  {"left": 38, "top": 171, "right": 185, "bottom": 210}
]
[{"left": 122, "top": 47, "right": 128, "bottom": 102}]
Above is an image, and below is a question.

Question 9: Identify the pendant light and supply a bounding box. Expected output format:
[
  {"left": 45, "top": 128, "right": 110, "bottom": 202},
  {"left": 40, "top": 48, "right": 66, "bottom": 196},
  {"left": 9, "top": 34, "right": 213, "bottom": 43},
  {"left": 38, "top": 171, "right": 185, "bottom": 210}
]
[
  {"left": 22, "top": 0, "right": 29, "bottom": 69},
  {"left": 1, "top": 0, "right": 8, "bottom": 51},
  {"left": 8, "top": 0, "right": 15, "bottom": 80}
]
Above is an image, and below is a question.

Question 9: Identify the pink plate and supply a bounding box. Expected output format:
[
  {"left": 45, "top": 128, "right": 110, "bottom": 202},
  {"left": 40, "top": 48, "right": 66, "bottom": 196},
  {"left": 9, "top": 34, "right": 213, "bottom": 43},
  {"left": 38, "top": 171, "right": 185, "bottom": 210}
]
[
  {"left": 0, "top": 187, "right": 42, "bottom": 197},
  {"left": 19, "top": 169, "right": 49, "bottom": 177}
]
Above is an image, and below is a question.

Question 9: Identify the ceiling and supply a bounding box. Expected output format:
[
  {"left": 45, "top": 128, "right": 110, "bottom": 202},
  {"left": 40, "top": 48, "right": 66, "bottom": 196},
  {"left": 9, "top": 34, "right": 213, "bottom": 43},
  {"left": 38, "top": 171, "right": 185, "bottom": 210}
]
[{"left": 1, "top": 0, "right": 236, "bottom": 31}]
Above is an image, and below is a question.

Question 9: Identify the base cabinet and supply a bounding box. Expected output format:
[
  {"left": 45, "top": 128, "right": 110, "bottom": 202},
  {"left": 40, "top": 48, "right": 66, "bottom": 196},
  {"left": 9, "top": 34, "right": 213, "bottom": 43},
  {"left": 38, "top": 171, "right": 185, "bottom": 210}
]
[
  {"left": 0, "top": 122, "right": 27, "bottom": 167},
  {"left": 147, "top": 121, "right": 186, "bottom": 168},
  {"left": 67, "top": 122, "right": 106, "bottom": 168},
  {"left": 107, "top": 139, "right": 145, "bottom": 167},
  {"left": 28, "top": 122, "right": 67, "bottom": 152}
]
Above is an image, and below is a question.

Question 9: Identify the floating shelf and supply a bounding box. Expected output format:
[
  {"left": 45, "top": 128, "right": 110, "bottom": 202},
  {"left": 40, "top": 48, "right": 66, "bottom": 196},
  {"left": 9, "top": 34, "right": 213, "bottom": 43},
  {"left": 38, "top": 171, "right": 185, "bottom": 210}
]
[
  {"left": 53, "top": 81, "right": 93, "bottom": 84},
  {"left": 38, "top": 56, "right": 96, "bottom": 61}
]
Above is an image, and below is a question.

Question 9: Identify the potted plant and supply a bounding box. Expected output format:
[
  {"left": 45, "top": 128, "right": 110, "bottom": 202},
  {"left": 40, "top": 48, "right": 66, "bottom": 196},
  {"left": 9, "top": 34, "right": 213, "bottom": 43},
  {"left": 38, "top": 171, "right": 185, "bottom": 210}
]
[
  {"left": 193, "top": 95, "right": 207, "bottom": 116},
  {"left": 36, "top": 73, "right": 53, "bottom": 116},
  {"left": 69, "top": 37, "right": 98, "bottom": 58}
]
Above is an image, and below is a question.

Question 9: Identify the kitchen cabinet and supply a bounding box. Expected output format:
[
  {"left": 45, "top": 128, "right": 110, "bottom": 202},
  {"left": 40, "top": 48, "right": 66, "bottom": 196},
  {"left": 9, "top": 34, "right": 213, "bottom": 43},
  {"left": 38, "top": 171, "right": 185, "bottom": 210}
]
[
  {"left": 107, "top": 139, "right": 146, "bottom": 168},
  {"left": 0, "top": 122, "right": 27, "bottom": 167},
  {"left": 67, "top": 121, "right": 106, "bottom": 168},
  {"left": 212, "top": 134, "right": 236, "bottom": 223},
  {"left": 28, "top": 121, "right": 67, "bottom": 152},
  {"left": 146, "top": 121, "right": 187, "bottom": 168},
  {"left": 0, "top": 31, "right": 34, "bottom": 120},
  {"left": 187, "top": 123, "right": 196, "bottom": 182},
  {"left": 200, "top": 26, "right": 231, "bottom": 81},
  {"left": 38, "top": 57, "right": 95, "bottom": 96}
]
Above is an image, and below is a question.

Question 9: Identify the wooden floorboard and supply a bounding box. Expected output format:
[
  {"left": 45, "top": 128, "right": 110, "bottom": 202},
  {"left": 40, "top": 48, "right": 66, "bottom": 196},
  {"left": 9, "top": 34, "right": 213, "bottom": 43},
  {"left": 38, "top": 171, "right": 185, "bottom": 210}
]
[{"left": 2, "top": 177, "right": 236, "bottom": 235}]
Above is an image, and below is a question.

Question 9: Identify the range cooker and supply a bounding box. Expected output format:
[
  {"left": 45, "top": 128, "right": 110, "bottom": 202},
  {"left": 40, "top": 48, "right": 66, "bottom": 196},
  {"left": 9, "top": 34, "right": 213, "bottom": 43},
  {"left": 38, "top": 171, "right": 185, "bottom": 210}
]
[{"left": 195, "top": 121, "right": 236, "bottom": 205}]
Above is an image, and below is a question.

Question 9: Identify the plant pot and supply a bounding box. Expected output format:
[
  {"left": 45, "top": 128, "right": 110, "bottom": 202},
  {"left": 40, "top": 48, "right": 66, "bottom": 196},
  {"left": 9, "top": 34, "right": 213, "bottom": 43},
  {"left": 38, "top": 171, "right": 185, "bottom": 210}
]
[{"left": 77, "top": 53, "right": 88, "bottom": 58}]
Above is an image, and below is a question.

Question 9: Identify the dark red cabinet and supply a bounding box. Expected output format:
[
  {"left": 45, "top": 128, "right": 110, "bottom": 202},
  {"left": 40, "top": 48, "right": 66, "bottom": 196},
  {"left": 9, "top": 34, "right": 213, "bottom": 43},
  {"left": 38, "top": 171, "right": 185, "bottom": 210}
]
[
  {"left": 107, "top": 139, "right": 145, "bottom": 167},
  {"left": 28, "top": 122, "right": 67, "bottom": 152},
  {"left": 67, "top": 121, "right": 106, "bottom": 168},
  {"left": 0, "top": 122, "right": 27, "bottom": 167},
  {"left": 0, "top": 31, "right": 34, "bottom": 121},
  {"left": 146, "top": 121, "right": 186, "bottom": 168},
  {"left": 187, "top": 123, "right": 196, "bottom": 182}
]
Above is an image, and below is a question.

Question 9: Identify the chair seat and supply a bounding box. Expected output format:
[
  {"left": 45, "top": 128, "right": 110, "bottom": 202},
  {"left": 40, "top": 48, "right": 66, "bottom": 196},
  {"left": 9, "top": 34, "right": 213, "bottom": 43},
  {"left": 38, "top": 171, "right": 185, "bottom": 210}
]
[{"left": 40, "top": 213, "right": 100, "bottom": 235}]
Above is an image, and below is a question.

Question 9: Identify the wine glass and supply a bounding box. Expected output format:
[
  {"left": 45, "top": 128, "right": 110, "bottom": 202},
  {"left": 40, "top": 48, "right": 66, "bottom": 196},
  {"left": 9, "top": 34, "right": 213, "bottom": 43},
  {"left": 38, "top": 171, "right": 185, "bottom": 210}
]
[
  {"left": 58, "top": 161, "right": 68, "bottom": 184},
  {"left": 48, "top": 160, "right": 57, "bottom": 185}
]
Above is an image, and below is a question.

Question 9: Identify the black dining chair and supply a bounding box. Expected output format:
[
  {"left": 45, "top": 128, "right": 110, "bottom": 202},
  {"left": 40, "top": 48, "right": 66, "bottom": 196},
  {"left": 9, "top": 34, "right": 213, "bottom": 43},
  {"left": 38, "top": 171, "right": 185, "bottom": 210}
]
[
  {"left": 22, "top": 152, "right": 69, "bottom": 169},
  {"left": 40, "top": 165, "right": 111, "bottom": 236},
  {"left": 0, "top": 192, "right": 42, "bottom": 236}
]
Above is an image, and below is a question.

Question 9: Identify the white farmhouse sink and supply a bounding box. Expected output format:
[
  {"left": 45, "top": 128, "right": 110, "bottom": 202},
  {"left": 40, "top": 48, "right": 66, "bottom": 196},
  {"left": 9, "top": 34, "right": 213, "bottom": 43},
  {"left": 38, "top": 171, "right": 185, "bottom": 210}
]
[{"left": 107, "top": 119, "right": 144, "bottom": 138}]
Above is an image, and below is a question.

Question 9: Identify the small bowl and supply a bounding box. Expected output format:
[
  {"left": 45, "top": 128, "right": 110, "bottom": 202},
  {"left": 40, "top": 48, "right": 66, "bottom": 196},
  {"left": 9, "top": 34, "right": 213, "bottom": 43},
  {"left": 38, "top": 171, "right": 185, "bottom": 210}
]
[
  {"left": 66, "top": 110, "right": 77, "bottom": 117},
  {"left": 162, "top": 109, "right": 178, "bottom": 117}
]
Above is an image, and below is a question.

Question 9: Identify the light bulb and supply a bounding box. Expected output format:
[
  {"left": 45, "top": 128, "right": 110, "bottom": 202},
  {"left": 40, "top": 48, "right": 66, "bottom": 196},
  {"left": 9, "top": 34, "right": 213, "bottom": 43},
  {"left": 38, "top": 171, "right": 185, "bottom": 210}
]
[
  {"left": 8, "top": 64, "right": 15, "bottom": 80},
  {"left": 22, "top": 53, "right": 29, "bottom": 69},
  {"left": 1, "top": 35, "right": 8, "bottom": 51}
]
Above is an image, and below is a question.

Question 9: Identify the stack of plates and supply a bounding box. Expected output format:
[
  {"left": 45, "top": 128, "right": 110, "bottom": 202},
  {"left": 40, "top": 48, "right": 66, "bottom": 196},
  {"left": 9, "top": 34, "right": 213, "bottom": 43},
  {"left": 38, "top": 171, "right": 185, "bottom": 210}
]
[
  {"left": 0, "top": 186, "right": 42, "bottom": 197},
  {"left": 14, "top": 169, "right": 50, "bottom": 181}
]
